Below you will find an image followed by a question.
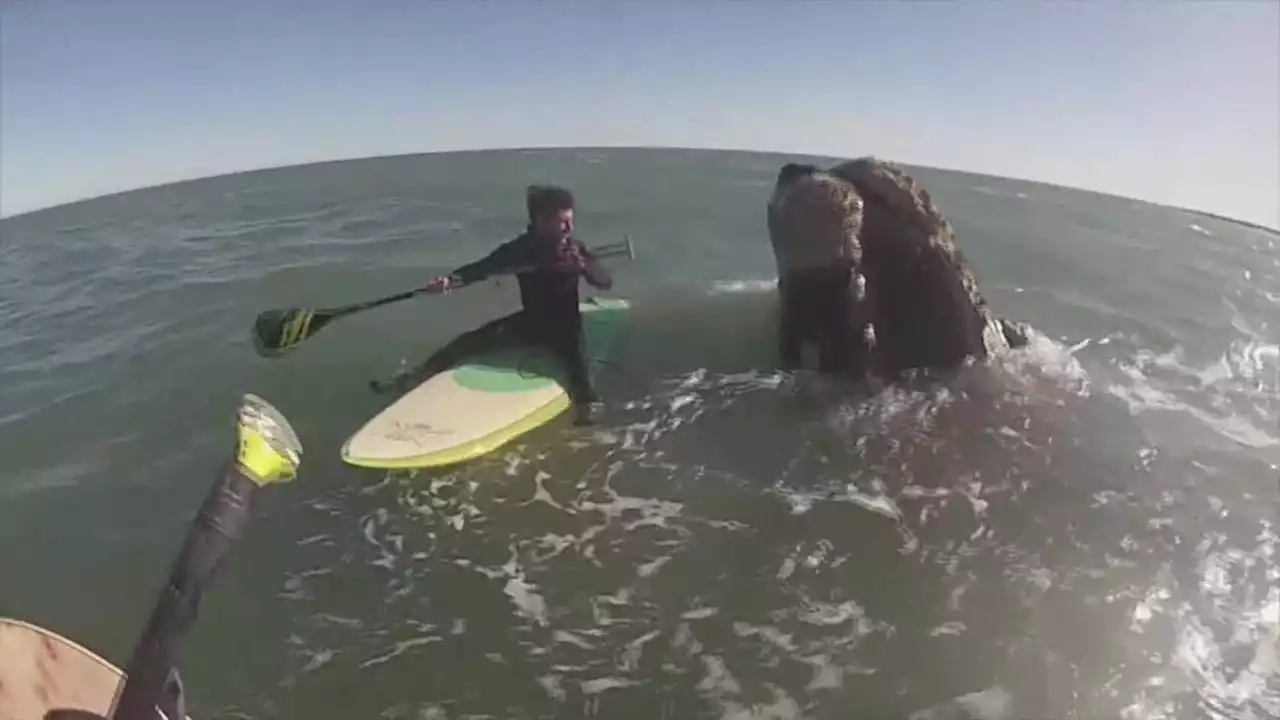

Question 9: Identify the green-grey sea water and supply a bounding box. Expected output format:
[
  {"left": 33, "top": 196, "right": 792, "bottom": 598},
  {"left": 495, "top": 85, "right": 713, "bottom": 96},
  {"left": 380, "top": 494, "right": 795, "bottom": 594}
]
[{"left": 1, "top": 148, "right": 1276, "bottom": 719}]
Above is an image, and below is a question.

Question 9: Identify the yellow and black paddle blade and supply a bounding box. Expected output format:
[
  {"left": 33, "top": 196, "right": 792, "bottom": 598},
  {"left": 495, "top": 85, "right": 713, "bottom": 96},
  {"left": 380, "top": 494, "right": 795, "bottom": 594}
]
[{"left": 251, "top": 307, "right": 335, "bottom": 357}]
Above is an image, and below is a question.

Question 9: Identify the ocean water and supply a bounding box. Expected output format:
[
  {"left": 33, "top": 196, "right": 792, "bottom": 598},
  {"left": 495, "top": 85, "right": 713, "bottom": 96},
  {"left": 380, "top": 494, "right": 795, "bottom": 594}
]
[{"left": 0, "top": 147, "right": 1276, "bottom": 719}]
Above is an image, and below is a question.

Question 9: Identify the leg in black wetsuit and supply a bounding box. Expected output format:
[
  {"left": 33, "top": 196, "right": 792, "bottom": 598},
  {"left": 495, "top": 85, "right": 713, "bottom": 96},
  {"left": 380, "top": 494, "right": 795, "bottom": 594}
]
[
  {"left": 371, "top": 311, "right": 525, "bottom": 394},
  {"left": 543, "top": 324, "right": 596, "bottom": 400},
  {"left": 534, "top": 315, "right": 600, "bottom": 425},
  {"left": 373, "top": 311, "right": 602, "bottom": 425}
]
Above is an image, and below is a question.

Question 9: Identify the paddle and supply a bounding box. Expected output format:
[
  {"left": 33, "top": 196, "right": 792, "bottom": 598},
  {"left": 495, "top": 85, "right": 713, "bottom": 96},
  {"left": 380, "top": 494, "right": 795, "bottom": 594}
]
[
  {"left": 100, "top": 393, "right": 303, "bottom": 720},
  {"left": 251, "top": 237, "right": 637, "bottom": 358}
]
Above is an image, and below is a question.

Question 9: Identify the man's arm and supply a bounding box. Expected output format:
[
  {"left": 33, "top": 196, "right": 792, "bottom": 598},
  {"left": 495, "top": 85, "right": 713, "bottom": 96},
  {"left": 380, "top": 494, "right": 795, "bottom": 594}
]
[
  {"left": 449, "top": 237, "right": 530, "bottom": 285},
  {"left": 576, "top": 240, "right": 613, "bottom": 290}
]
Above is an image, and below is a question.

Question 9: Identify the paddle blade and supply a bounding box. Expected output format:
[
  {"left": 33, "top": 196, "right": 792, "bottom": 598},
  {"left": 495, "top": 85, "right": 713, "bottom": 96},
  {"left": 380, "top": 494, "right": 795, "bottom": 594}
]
[{"left": 251, "top": 307, "right": 332, "bottom": 357}]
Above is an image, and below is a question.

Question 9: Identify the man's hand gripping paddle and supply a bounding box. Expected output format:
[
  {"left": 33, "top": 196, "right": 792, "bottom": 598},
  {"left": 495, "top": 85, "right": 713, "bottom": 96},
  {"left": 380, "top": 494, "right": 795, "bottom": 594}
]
[{"left": 250, "top": 237, "right": 636, "bottom": 358}]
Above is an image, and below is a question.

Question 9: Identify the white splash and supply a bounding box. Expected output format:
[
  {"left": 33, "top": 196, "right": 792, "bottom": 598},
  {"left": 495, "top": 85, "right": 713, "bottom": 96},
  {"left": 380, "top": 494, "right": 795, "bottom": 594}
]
[{"left": 707, "top": 278, "right": 778, "bottom": 295}]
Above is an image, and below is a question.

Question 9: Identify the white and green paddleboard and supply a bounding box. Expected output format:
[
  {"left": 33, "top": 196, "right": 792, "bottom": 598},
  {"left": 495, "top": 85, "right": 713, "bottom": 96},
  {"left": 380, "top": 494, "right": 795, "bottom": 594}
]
[{"left": 341, "top": 297, "right": 631, "bottom": 470}]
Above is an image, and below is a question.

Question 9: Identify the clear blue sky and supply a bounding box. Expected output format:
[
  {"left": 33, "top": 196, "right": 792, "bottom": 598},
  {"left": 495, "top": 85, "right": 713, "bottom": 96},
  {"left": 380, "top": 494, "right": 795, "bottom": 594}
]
[{"left": 3, "top": 1, "right": 1278, "bottom": 228}]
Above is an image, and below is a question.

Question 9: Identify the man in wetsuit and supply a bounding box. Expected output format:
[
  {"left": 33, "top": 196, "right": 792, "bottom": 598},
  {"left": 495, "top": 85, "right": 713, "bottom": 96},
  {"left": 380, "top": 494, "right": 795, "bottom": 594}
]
[{"left": 375, "top": 185, "right": 611, "bottom": 425}]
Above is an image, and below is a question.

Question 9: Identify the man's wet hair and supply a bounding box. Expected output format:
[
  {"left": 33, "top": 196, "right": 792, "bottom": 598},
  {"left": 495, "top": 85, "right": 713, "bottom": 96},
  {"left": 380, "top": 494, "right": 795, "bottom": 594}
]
[
  {"left": 527, "top": 185, "right": 575, "bottom": 220},
  {"left": 777, "top": 163, "right": 821, "bottom": 187}
]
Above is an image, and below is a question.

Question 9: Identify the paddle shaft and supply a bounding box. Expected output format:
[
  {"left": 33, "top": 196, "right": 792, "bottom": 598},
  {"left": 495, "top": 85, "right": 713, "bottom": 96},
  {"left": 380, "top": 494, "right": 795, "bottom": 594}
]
[{"left": 321, "top": 238, "right": 634, "bottom": 321}]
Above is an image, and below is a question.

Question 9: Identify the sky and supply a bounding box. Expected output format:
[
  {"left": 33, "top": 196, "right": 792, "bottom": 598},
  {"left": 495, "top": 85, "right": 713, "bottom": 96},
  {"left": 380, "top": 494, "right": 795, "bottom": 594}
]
[{"left": 2, "top": 1, "right": 1278, "bottom": 229}]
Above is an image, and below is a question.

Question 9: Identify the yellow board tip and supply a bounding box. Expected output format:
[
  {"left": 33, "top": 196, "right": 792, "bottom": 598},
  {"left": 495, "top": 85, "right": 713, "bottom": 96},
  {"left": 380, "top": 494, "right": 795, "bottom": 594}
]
[{"left": 235, "top": 393, "right": 303, "bottom": 485}]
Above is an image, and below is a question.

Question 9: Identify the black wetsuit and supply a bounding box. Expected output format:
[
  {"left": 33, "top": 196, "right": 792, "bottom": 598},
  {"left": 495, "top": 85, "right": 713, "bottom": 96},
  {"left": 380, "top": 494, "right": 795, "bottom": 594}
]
[{"left": 397, "top": 229, "right": 613, "bottom": 403}]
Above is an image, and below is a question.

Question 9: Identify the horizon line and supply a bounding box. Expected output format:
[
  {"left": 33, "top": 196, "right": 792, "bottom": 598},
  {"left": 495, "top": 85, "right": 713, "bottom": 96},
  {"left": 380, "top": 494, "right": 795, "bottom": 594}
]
[{"left": 2, "top": 143, "right": 1276, "bottom": 234}]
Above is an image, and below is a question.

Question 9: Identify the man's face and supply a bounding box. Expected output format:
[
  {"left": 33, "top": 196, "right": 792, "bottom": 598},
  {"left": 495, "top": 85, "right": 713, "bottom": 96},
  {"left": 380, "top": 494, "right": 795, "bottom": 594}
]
[{"left": 533, "top": 208, "right": 574, "bottom": 241}]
